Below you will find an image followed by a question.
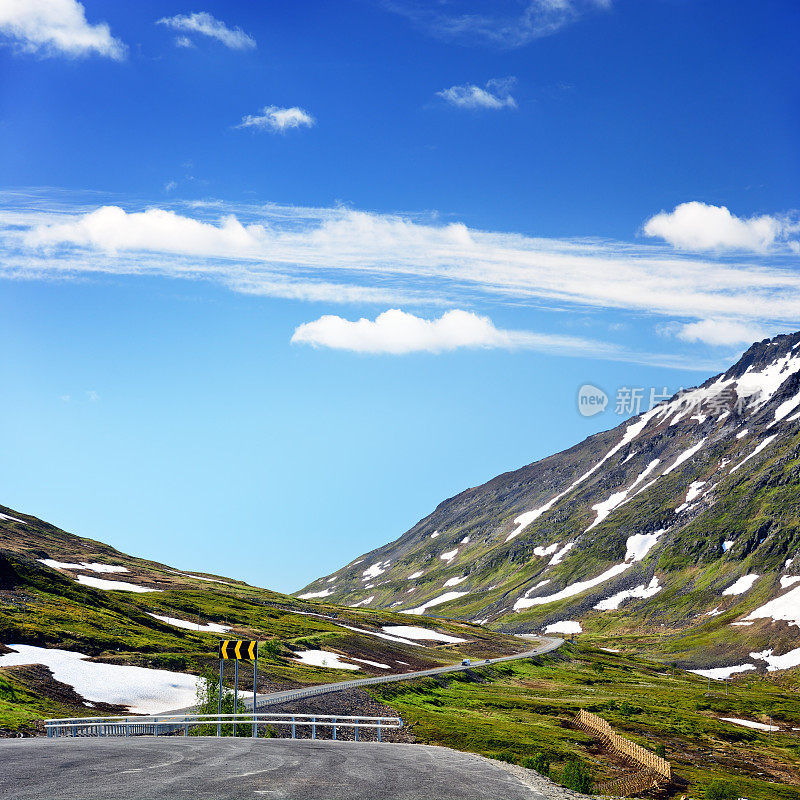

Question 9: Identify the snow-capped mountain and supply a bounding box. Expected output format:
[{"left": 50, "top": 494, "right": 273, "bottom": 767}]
[{"left": 298, "top": 332, "right": 800, "bottom": 673}]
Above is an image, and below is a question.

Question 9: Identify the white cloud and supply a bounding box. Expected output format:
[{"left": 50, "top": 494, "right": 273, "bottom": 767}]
[
  {"left": 385, "top": 0, "right": 610, "bottom": 48},
  {"left": 174, "top": 35, "right": 195, "bottom": 49},
  {"left": 292, "top": 309, "right": 603, "bottom": 355},
  {"left": 675, "top": 319, "right": 769, "bottom": 347},
  {"left": 157, "top": 11, "right": 255, "bottom": 50},
  {"left": 643, "top": 201, "right": 798, "bottom": 253},
  {"left": 5, "top": 193, "right": 800, "bottom": 368},
  {"left": 237, "top": 106, "right": 315, "bottom": 133},
  {"left": 0, "top": 0, "right": 126, "bottom": 60},
  {"left": 437, "top": 77, "right": 517, "bottom": 110}
]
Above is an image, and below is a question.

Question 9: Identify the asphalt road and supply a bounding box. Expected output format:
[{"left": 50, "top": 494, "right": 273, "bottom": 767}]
[
  {"left": 0, "top": 738, "right": 552, "bottom": 800},
  {"left": 239, "top": 635, "right": 565, "bottom": 711}
]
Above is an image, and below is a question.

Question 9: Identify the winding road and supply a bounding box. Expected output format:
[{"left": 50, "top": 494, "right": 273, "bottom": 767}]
[{"left": 242, "top": 635, "right": 564, "bottom": 710}]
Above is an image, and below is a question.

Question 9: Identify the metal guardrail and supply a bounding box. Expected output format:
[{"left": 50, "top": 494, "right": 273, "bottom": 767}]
[
  {"left": 45, "top": 712, "right": 401, "bottom": 742},
  {"left": 44, "top": 638, "right": 562, "bottom": 744}
]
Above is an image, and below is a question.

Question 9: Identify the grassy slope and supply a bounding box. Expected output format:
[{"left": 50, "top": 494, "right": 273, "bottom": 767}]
[
  {"left": 368, "top": 643, "right": 800, "bottom": 800},
  {"left": 0, "top": 507, "right": 527, "bottom": 730}
]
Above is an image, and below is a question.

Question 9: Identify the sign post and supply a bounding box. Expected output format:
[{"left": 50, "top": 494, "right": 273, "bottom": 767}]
[
  {"left": 217, "top": 659, "right": 223, "bottom": 737},
  {"left": 217, "top": 640, "right": 259, "bottom": 738}
]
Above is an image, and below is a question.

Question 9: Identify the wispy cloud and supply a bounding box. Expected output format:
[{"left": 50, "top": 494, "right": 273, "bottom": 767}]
[
  {"left": 291, "top": 309, "right": 722, "bottom": 369},
  {"left": 672, "top": 319, "right": 769, "bottom": 347},
  {"left": 643, "top": 201, "right": 800, "bottom": 253},
  {"left": 0, "top": 0, "right": 126, "bottom": 60},
  {"left": 383, "top": 0, "right": 611, "bottom": 48},
  {"left": 157, "top": 11, "right": 255, "bottom": 50},
  {"left": 437, "top": 78, "right": 517, "bottom": 110},
  {"left": 237, "top": 106, "right": 316, "bottom": 133},
  {"left": 4, "top": 191, "right": 799, "bottom": 366}
]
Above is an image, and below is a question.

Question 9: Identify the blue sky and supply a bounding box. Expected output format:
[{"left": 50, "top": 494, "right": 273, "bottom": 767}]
[{"left": 0, "top": 0, "right": 798, "bottom": 592}]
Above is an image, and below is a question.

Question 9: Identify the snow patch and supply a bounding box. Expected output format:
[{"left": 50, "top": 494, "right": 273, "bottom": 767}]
[
  {"left": 751, "top": 647, "right": 800, "bottom": 671},
  {"left": 506, "top": 408, "right": 663, "bottom": 541},
  {"left": 514, "top": 531, "right": 662, "bottom": 611},
  {"left": 594, "top": 577, "right": 661, "bottom": 611},
  {"left": 40, "top": 559, "right": 128, "bottom": 574},
  {"left": 587, "top": 459, "right": 660, "bottom": 530},
  {"left": 663, "top": 438, "right": 707, "bottom": 475},
  {"left": 408, "top": 570, "right": 424, "bottom": 579},
  {"left": 533, "top": 543, "right": 559, "bottom": 557},
  {"left": 350, "top": 657, "right": 390, "bottom": 670},
  {"left": 350, "top": 595, "right": 375, "bottom": 607},
  {"left": 524, "top": 579, "right": 551, "bottom": 597},
  {"left": 549, "top": 542, "right": 574, "bottom": 565},
  {"left": 691, "top": 664, "right": 756, "bottom": 680},
  {"left": 338, "top": 624, "right": 421, "bottom": 647},
  {"left": 721, "top": 717, "right": 778, "bottom": 732},
  {"left": 0, "top": 512, "right": 26, "bottom": 524},
  {"left": 362, "top": 562, "right": 388, "bottom": 580},
  {"left": 544, "top": 620, "right": 582, "bottom": 634},
  {"left": 405, "top": 591, "right": 468, "bottom": 616},
  {"left": 676, "top": 481, "right": 706, "bottom": 513},
  {"left": 382, "top": 625, "right": 466, "bottom": 643},
  {"left": 0, "top": 644, "right": 199, "bottom": 714},
  {"left": 780, "top": 576, "right": 800, "bottom": 589},
  {"left": 298, "top": 588, "right": 334, "bottom": 599},
  {"left": 292, "top": 650, "right": 359, "bottom": 670},
  {"left": 75, "top": 575, "right": 159, "bottom": 593},
  {"left": 514, "top": 563, "right": 631, "bottom": 611},
  {"left": 722, "top": 540, "right": 735, "bottom": 552},
  {"left": 440, "top": 549, "right": 458, "bottom": 563},
  {"left": 729, "top": 435, "right": 778, "bottom": 474},
  {"left": 745, "top": 583, "right": 800, "bottom": 628},
  {"left": 443, "top": 576, "right": 467, "bottom": 587},
  {"left": 625, "top": 530, "right": 665, "bottom": 562},
  {"left": 148, "top": 614, "right": 229, "bottom": 633},
  {"left": 722, "top": 574, "right": 759, "bottom": 596}
]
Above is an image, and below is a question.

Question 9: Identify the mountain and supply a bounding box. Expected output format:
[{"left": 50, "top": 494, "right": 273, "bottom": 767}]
[
  {"left": 298, "top": 332, "right": 800, "bottom": 675},
  {"left": 0, "top": 506, "right": 526, "bottom": 732}
]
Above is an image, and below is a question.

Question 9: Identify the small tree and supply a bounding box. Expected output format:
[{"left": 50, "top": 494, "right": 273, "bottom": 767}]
[{"left": 192, "top": 670, "right": 249, "bottom": 737}]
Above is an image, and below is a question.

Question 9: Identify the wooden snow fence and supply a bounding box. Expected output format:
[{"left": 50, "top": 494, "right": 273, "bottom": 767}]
[{"left": 574, "top": 709, "right": 672, "bottom": 796}]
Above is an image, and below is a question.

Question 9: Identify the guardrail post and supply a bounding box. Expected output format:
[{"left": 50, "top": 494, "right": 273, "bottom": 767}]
[
  {"left": 125, "top": 718, "right": 130, "bottom": 737},
  {"left": 355, "top": 723, "right": 359, "bottom": 742},
  {"left": 312, "top": 717, "right": 316, "bottom": 740},
  {"left": 378, "top": 723, "right": 381, "bottom": 743},
  {"left": 332, "top": 718, "right": 337, "bottom": 740},
  {"left": 291, "top": 717, "right": 295, "bottom": 739}
]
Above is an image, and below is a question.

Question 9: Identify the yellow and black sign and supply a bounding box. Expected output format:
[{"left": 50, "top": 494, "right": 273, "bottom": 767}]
[{"left": 218, "top": 640, "right": 258, "bottom": 660}]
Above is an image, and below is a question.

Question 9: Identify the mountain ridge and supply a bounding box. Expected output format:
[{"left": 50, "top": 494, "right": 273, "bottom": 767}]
[{"left": 298, "top": 331, "right": 800, "bottom": 675}]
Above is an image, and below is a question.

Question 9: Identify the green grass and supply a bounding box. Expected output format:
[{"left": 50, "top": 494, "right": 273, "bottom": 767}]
[
  {"left": 0, "top": 672, "right": 77, "bottom": 732},
  {"left": 367, "top": 643, "right": 800, "bottom": 800}
]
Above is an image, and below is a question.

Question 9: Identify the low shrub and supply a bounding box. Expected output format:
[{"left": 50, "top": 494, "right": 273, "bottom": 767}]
[
  {"left": 560, "top": 759, "right": 594, "bottom": 793},
  {"left": 705, "top": 779, "right": 739, "bottom": 800}
]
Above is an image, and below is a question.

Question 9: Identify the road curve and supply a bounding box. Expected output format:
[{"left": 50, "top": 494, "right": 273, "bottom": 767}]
[
  {"left": 245, "top": 635, "right": 564, "bottom": 710},
  {"left": 0, "top": 738, "right": 553, "bottom": 800}
]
